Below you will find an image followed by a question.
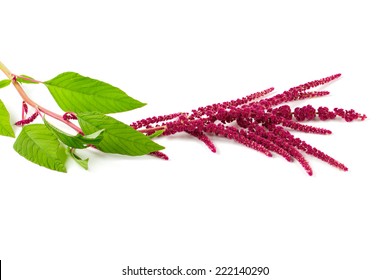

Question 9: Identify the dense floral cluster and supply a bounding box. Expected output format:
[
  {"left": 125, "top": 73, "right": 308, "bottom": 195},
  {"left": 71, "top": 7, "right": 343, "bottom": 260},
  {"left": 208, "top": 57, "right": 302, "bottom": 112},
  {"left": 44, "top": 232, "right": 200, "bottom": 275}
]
[
  {"left": 130, "top": 74, "right": 367, "bottom": 175},
  {"left": 15, "top": 110, "right": 39, "bottom": 126},
  {"left": 270, "top": 104, "right": 366, "bottom": 122},
  {"left": 130, "top": 74, "right": 366, "bottom": 175}
]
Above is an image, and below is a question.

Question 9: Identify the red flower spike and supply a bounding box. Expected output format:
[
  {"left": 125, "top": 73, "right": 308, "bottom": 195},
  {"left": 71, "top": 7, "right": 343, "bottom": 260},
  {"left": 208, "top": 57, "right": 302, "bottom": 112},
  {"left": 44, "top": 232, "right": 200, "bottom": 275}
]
[
  {"left": 247, "top": 125, "right": 293, "bottom": 162},
  {"left": 248, "top": 122, "right": 313, "bottom": 174},
  {"left": 259, "top": 74, "right": 341, "bottom": 109},
  {"left": 277, "top": 116, "right": 332, "bottom": 134},
  {"left": 163, "top": 117, "right": 207, "bottom": 136},
  {"left": 309, "top": 107, "right": 366, "bottom": 122},
  {"left": 271, "top": 105, "right": 292, "bottom": 120},
  {"left": 132, "top": 74, "right": 365, "bottom": 175},
  {"left": 317, "top": 107, "right": 331, "bottom": 120},
  {"left": 270, "top": 126, "right": 348, "bottom": 171},
  {"left": 292, "top": 105, "right": 316, "bottom": 121},
  {"left": 333, "top": 108, "right": 366, "bottom": 122},
  {"left": 284, "top": 143, "right": 313, "bottom": 175},
  {"left": 22, "top": 101, "right": 28, "bottom": 114},
  {"left": 187, "top": 131, "right": 217, "bottom": 153},
  {"left": 204, "top": 123, "right": 272, "bottom": 157},
  {"left": 292, "top": 73, "right": 342, "bottom": 92},
  {"left": 240, "top": 123, "right": 292, "bottom": 162},
  {"left": 130, "top": 112, "right": 183, "bottom": 129},
  {"left": 294, "top": 107, "right": 306, "bottom": 121},
  {"left": 21, "top": 101, "right": 28, "bottom": 120},
  {"left": 191, "top": 87, "right": 275, "bottom": 118},
  {"left": 225, "top": 87, "right": 275, "bottom": 107},
  {"left": 150, "top": 151, "right": 169, "bottom": 160},
  {"left": 298, "top": 90, "right": 330, "bottom": 100}
]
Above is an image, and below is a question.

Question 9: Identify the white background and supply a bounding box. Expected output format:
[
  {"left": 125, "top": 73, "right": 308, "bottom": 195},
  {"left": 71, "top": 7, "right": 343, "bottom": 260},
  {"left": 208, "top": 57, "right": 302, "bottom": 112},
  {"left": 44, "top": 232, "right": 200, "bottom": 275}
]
[{"left": 0, "top": 1, "right": 389, "bottom": 279}]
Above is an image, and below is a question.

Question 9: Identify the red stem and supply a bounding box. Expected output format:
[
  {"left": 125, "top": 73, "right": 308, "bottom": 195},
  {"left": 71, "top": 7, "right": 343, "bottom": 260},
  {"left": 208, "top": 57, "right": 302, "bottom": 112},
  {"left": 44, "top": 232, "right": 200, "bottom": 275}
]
[
  {"left": 11, "top": 78, "right": 84, "bottom": 134},
  {"left": 0, "top": 61, "right": 83, "bottom": 134},
  {"left": 137, "top": 125, "right": 166, "bottom": 133}
]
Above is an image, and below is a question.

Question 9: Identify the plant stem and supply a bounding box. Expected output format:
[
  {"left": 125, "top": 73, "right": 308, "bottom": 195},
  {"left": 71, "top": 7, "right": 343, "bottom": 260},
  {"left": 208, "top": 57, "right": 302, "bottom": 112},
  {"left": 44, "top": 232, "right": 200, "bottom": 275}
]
[
  {"left": 0, "top": 60, "right": 165, "bottom": 138},
  {"left": 14, "top": 74, "right": 42, "bottom": 83},
  {"left": 0, "top": 60, "right": 84, "bottom": 134},
  {"left": 137, "top": 125, "right": 166, "bottom": 133}
]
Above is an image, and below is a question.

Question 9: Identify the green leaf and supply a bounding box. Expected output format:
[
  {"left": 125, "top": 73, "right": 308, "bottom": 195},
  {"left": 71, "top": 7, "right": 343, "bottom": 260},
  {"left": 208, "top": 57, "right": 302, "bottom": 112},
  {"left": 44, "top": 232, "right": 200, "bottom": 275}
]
[
  {"left": 43, "top": 117, "right": 104, "bottom": 149},
  {"left": 44, "top": 72, "right": 145, "bottom": 114},
  {"left": 16, "top": 75, "right": 39, "bottom": 84},
  {"left": 13, "top": 124, "right": 67, "bottom": 172},
  {"left": 67, "top": 148, "right": 89, "bottom": 170},
  {"left": 148, "top": 129, "right": 165, "bottom": 139},
  {"left": 0, "top": 79, "right": 11, "bottom": 89},
  {"left": 78, "top": 112, "right": 164, "bottom": 156},
  {"left": 0, "top": 99, "right": 15, "bottom": 137}
]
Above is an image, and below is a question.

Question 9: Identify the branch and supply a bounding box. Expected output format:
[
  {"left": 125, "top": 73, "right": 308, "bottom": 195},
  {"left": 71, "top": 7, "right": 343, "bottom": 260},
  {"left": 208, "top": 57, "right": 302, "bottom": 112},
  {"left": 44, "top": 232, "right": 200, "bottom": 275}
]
[{"left": 0, "top": 60, "right": 84, "bottom": 135}]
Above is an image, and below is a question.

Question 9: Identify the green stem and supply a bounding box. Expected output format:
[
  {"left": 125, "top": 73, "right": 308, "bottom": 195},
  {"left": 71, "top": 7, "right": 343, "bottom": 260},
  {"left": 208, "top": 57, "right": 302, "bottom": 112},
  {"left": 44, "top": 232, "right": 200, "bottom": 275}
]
[
  {"left": 0, "top": 60, "right": 84, "bottom": 135},
  {"left": 0, "top": 60, "right": 13, "bottom": 79},
  {"left": 137, "top": 125, "right": 166, "bottom": 133}
]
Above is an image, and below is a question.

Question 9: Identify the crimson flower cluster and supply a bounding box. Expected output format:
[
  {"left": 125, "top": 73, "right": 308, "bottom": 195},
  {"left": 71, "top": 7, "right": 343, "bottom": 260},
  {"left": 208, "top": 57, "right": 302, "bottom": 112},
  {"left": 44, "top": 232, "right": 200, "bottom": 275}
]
[
  {"left": 271, "top": 104, "right": 366, "bottom": 122},
  {"left": 14, "top": 101, "right": 39, "bottom": 126},
  {"left": 131, "top": 74, "right": 366, "bottom": 175}
]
